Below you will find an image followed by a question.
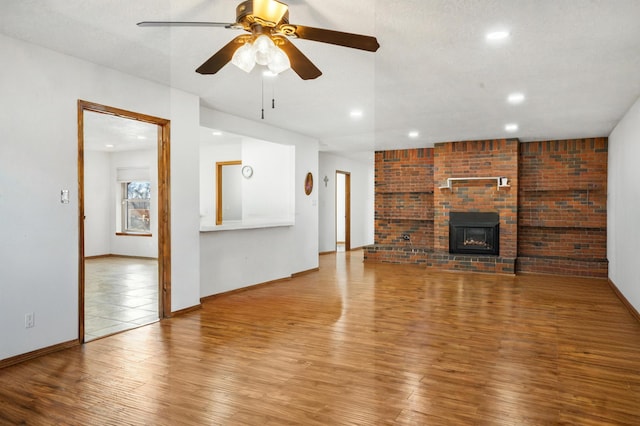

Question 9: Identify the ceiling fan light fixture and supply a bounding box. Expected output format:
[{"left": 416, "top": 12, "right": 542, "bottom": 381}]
[
  {"left": 143, "top": 0, "right": 379, "bottom": 80},
  {"left": 231, "top": 42, "right": 256, "bottom": 72},
  {"left": 231, "top": 35, "right": 290, "bottom": 74},
  {"left": 254, "top": 35, "right": 275, "bottom": 65},
  {"left": 268, "top": 46, "right": 290, "bottom": 74}
]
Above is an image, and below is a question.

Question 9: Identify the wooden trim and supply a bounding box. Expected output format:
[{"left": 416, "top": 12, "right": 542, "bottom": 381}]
[
  {"left": 171, "top": 304, "right": 203, "bottom": 317},
  {"left": 77, "top": 101, "right": 86, "bottom": 341},
  {"left": 292, "top": 267, "right": 320, "bottom": 277},
  {"left": 84, "top": 254, "right": 158, "bottom": 260},
  {"left": 84, "top": 254, "right": 113, "bottom": 260},
  {"left": 216, "top": 160, "right": 242, "bottom": 226},
  {"left": 77, "top": 100, "right": 172, "bottom": 338},
  {"left": 608, "top": 278, "right": 640, "bottom": 323},
  {"left": 345, "top": 172, "right": 351, "bottom": 251},
  {"left": 115, "top": 232, "right": 153, "bottom": 237},
  {"left": 158, "top": 117, "right": 171, "bottom": 319},
  {"left": 0, "top": 339, "right": 78, "bottom": 369},
  {"left": 200, "top": 276, "right": 292, "bottom": 303}
]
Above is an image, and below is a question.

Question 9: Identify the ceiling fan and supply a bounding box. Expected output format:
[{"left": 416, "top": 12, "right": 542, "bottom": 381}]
[{"left": 138, "top": 0, "right": 380, "bottom": 80}]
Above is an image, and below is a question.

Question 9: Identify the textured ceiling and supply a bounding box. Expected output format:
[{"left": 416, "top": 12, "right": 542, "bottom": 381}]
[{"left": 2, "top": 0, "right": 640, "bottom": 158}]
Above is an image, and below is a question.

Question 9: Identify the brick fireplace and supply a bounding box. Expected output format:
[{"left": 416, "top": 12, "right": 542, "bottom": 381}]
[
  {"left": 364, "top": 137, "right": 608, "bottom": 278},
  {"left": 431, "top": 139, "right": 518, "bottom": 273}
]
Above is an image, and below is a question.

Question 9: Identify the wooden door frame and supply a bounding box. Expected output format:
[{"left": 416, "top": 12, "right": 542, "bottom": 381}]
[
  {"left": 215, "top": 160, "right": 242, "bottom": 225},
  {"left": 336, "top": 170, "right": 351, "bottom": 251},
  {"left": 77, "top": 100, "right": 171, "bottom": 343}
]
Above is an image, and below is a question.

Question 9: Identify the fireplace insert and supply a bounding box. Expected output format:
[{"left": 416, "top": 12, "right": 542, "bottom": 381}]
[{"left": 449, "top": 212, "right": 499, "bottom": 255}]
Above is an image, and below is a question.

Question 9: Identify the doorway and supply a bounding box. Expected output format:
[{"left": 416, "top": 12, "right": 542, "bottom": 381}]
[
  {"left": 336, "top": 171, "right": 351, "bottom": 252},
  {"left": 77, "top": 100, "right": 171, "bottom": 342}
]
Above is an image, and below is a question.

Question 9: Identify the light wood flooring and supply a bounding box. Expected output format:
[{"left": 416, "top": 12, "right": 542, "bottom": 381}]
[
  {"left": 84, "top": 256, "right": 158, "bottom": 341},
  {"left": 2, "top": 250, "right": 640, "bottom": 424}
]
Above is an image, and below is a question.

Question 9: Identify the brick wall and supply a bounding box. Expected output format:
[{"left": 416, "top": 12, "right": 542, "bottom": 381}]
[
  {"left": 364, "top": 137, "right": 608, "bottom": 278},
  {"left": 365, "top": 149, "right": 434, "bottom": 264},
  {"left": 430, "top": 139, "right": 519, "bottom": 273},
  {"left": 517, "top": 138, "right": 608, "bottom": 277}
]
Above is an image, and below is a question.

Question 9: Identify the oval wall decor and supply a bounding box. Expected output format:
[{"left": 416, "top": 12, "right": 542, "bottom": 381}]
[{"left": 304, "top": 172, "right": 313, "bottom": 195}]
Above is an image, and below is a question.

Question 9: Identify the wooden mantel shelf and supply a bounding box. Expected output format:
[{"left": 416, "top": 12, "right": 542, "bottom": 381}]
[{"left": 439, "top": 176, "right": 510, "bottom": 190}]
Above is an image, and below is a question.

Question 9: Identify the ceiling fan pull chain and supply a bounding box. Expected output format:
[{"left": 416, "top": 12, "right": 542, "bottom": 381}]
[
  {"left": 261, "top": 74, "right": 265, "bottom": 119},
  {"left": 272, "top": 83, "right": 276, "bottom": 109}
]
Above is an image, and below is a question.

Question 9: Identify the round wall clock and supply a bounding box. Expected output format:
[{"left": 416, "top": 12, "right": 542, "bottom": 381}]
[
  {"left": 242, "top": 165, "right": 253, "bottom": 178},
  {"left": 304, "top": 172, "right": 313, "bottom": 195}
]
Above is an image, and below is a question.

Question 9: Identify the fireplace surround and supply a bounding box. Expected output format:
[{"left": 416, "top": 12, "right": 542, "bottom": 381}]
[{"left": 449, "top": 212, "right": 499, "bottom": 255}]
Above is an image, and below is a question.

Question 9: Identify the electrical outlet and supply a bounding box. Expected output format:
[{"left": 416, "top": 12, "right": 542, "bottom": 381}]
[{"left": 25, "top": 312, "right": 35, "bottom": 328}]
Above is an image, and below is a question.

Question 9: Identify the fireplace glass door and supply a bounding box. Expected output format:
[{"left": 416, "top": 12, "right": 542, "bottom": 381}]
[{"left": 449, "top": 212, "right": 499, "bottom": 255}]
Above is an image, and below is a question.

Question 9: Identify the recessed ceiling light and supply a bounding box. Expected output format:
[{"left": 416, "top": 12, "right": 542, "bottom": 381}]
[
  {"left": 212, "top": 131, "right": 222, "bottom": 136},
  {"left": 408, "top": 131, "right": 420, "bottom": 138},
  {"left": 105, "top": 144, "right": 114, "bottom": 148},
  {"left": 486, "top": 30, "right": 510, "bottom": 41},
  {"left": 137, "top": 135, "right": 146, "bottom": 140},
  {"left": 505, "top": 123, "right": 519, "bottom": 132},
  {"left": 507, "top": 93, "right": 525, "bottom": 104},
  {"left": 350, "top": 110, "right": 363, "bottom": 119}
]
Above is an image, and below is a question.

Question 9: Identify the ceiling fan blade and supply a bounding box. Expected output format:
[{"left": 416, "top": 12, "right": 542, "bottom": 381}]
[
  {"left": 276, "top": 37, "right": 322, "bottom": 80},
  {"left": 196, "top": 35, "right": 249, "bottom": 75},
  {"left": 283, "top": 25, "right": 380, "bottom": 52},
  {"left": 137, "top": 21, "right": 237, "bottom": 28}
]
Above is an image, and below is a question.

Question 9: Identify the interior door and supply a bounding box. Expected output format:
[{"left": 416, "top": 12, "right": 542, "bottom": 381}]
[{"left": 77, "top": 100, "right": 171, "bottom": 342}]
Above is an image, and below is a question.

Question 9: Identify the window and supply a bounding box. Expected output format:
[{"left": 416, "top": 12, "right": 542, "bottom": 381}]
[{"left": 122, "top": 181, "right": 151, "bottom": 233}]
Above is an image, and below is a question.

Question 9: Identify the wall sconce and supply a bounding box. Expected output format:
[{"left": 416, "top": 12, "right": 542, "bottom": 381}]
[{"left": 323, "top": 175, "right": 329, "bottom": 187}]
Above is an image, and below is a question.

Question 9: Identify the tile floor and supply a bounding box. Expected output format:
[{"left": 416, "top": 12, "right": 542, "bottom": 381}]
[{"left": 84, "top": 256, "right": 159, "bottom": 341}]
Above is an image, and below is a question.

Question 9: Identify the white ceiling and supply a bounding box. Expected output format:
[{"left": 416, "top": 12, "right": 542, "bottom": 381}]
[
  {"left": 84, "top": 111, "right": 158, "bottom": 152},
  {"left": 3, "top": 0, "right": 640, "bottom": 158}
]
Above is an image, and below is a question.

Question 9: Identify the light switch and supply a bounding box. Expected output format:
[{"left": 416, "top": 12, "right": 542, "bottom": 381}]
[{"left": 61, "top": 189, "right": 70, "bottom": 204}]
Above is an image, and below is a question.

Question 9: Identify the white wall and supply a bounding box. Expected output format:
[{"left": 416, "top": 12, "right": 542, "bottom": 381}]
[
  {"left": 168, "top": 88, "right": 201, "bottom": 312},
  {"left": 608, "top": 95, "right": 640, "bottom": 313},
  {"left": 241, "top": 139, "right": 295, "bottom": 224},
  {"left": 318, "top": 152, "right": 375, "bottom": 252},
  {"left": 0, "top": 34, "right": 201, "bottom": 360},
  {"left": 199, "top": 109, "right": 319, "bottom": 297},
  {"left": 84, "top": 150, "right": 111, "bottom": 256},
  {"left": 222, "top": 164, "right": 243, "bottom": 221},
  {"left": 84, "top": 148, "right": 158, "bottom": 258},
  {"left": 109, "top": 149, "right": 158, "bottom": 258}
]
